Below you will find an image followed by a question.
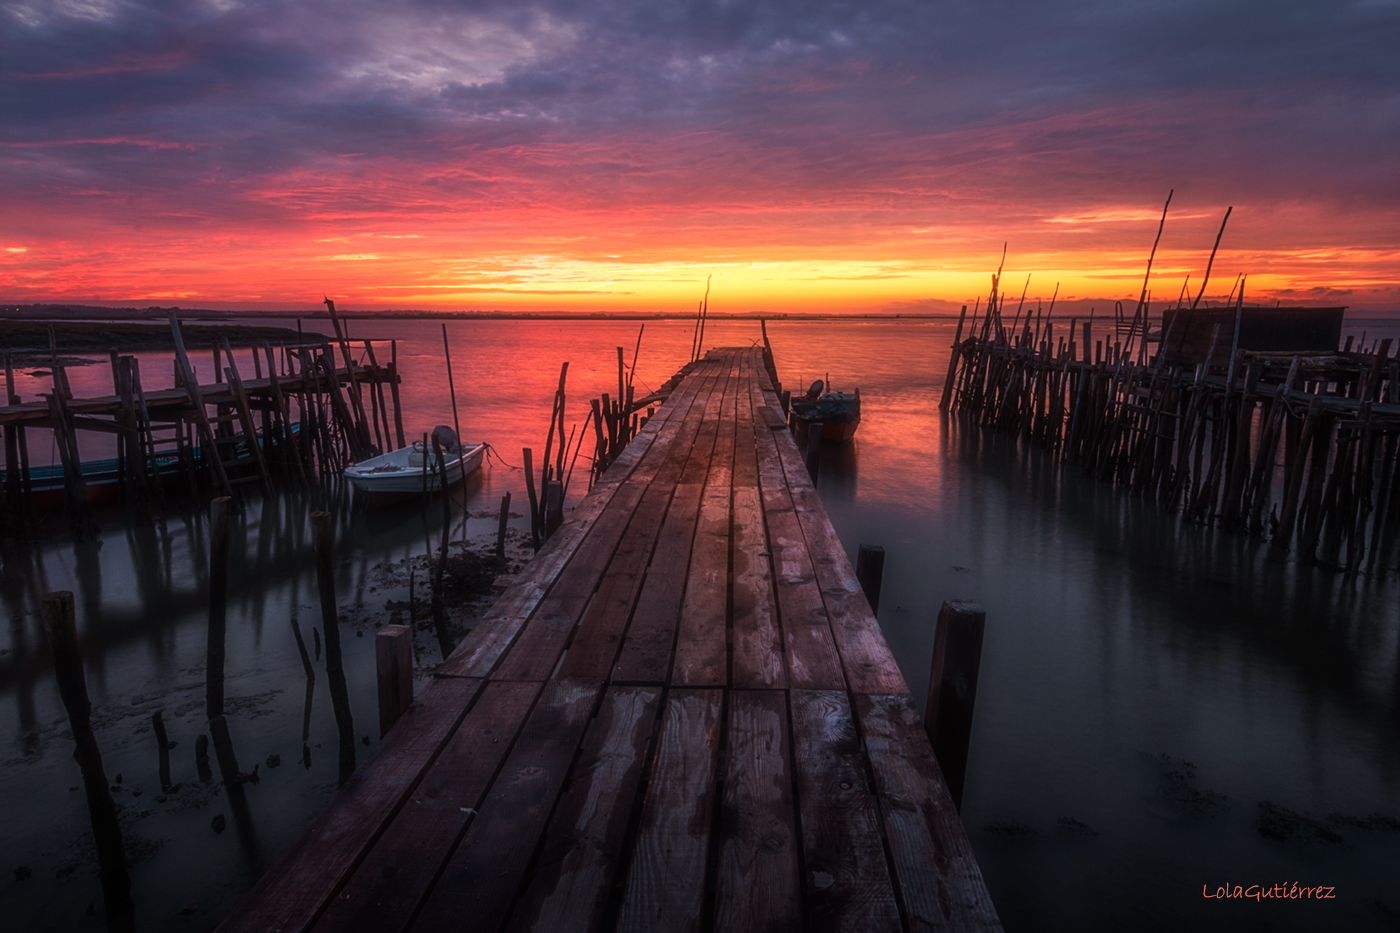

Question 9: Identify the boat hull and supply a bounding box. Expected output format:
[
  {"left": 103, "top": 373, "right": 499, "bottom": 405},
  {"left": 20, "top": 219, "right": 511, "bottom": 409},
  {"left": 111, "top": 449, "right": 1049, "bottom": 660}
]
[
  {"left": 344, "top": 443, "right": 486, "bottom": 501},
  {"left": 790, "top": 391, "right": 860, "bottom": 444}
]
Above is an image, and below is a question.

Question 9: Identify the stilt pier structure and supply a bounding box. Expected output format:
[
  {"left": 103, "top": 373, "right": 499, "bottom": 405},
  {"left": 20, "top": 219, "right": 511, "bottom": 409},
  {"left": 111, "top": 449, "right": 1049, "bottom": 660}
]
[
  {"left": 941, "top": 300, "right": 1400, "bottom": 571},
  {"left": 218, "top": 346, "right": 1002, "bottom": 933},
  {"left": 0, "top": 313, "right": 405, "bottom": 538}
]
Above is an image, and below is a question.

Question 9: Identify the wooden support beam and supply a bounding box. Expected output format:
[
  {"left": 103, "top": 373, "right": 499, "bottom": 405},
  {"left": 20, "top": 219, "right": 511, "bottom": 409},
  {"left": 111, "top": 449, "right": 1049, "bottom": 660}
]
[
  {"left": 168, "top": 314, "right": 235, "bottom": 499},
  {"left": 221, "top": 338, "right": 274, "bottom": 497}
]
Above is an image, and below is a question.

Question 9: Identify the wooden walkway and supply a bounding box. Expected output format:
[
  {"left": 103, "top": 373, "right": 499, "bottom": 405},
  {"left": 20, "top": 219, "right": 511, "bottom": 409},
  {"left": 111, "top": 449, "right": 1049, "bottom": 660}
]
[{"left": 218, "top": 347, "right": 1002, "bottom": 933}]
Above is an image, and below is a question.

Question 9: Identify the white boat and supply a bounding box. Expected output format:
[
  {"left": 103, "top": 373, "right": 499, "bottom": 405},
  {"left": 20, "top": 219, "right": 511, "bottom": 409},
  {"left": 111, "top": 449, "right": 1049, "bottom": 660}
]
[{"left": 344, "top": 435, "right": 485, "bottom": 498}]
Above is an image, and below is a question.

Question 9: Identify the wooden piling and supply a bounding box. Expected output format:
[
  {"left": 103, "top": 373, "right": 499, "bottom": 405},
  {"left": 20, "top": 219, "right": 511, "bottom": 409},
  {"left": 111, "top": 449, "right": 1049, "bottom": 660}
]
[
  {"left": 939, "top": 305, "right": 969, "bottom": 411},
  {"left": 496, "top": 491, "right": 511, "bottom": 561},
  {"left": 855, "top": 544, "right": 885, "bottom": 615},
  {"left": 523, "top": 447, "right": 541, "bottom": 550},
  {"left": 46, "top": 393, "right": 98, "bottom": 540},
  {"left": 545, "top": 479, "right": 564, "bottom": 537},
  {"left": 924, "top": 599, "right": 986, "bottom": 812},
  {"left": 375, "top": 625, "right": 414, "bottom": 737},
  {"left": 390, "top": 340, "right": 407, "bottom": 450}
]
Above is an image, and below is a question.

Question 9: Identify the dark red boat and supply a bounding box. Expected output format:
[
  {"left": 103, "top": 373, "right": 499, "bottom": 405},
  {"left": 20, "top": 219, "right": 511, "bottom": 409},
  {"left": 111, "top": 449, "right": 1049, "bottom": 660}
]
[{"left": 789, "top": 380, "right": 861, "bottom": 443}]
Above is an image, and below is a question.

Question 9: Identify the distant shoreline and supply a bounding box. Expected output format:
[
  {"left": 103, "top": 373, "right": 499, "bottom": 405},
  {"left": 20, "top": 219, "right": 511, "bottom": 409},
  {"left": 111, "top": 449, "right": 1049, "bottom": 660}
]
[{"left": 6, "top": 303, "right": 1396, "bottom": 323}]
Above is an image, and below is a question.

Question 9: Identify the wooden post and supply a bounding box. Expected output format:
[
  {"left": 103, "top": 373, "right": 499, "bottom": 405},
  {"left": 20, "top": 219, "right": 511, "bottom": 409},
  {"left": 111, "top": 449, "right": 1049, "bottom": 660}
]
[
  {"left": 523, "top": 447, "right": 541, "bottom": 550},
  {"left": 855, "top": 544, "right": 885, "bottom": 615},
  {"left": 496, "top": 491, "right": 511, "bottom": 561},
  {"left": 362, "top": 339, "right": 393, "bottom": 454},
  {"left": 3, "top": 352, "right": 22, "bottom": 521},
  {"left": 220, "top": 339, "right": 274, "bottom": 496},
  {"left": 41, "top": 591, "right": 135, "bottom": 932},
  {"left": 390, "top": 340, "right": 407, "bottom": 449},
  {"left": 46, "top": 393, "right": 97, "bottom": 540},
  {"left": 168, "top": 315, "right": 235, "bottom": 498},
  {"left": 311, "top": 511, "right": 356, "bottom": 785},
  {"left": 375, "top": 624, "right": 414, "bottom": 736},
  {"left": 442, "top": 324, "right": 462, "bottom": 452},
  {"left": 939, "top": 305, "right": 969, "bottom": 411},
  {"left": 318, "top": 344, "right": 369, "bottom": 462},
  {"left": 924, "top": 599, "right": 986, "bottom": 812},
  {"left": 322, "top": 299, "right": 373, "bottom": 452},
  {"left": 207, "top": 496, "right": 232, "bottom": 720},
  {"left": 545, "top": 479, "right": 563, "bottom": 537}
]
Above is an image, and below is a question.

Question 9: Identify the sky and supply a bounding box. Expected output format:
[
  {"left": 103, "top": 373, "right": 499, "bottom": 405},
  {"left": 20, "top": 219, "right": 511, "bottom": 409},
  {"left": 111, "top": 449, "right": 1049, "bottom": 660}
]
[{"left": 2, "top": 0, "right": 1398, "bottom": 313}]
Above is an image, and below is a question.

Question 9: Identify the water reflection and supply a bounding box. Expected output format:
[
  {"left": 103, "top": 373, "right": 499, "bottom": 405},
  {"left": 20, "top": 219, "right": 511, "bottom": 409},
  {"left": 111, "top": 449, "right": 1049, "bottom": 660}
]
[{"left": 5, "top": 318, "right": 1400, "bottom": 931}]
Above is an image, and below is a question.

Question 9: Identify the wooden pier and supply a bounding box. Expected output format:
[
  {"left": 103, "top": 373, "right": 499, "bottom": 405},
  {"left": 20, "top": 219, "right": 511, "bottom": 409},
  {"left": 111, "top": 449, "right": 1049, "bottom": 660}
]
[
  {"left": 943, "top": 300, "right": 1400, "bottom": 572},
  {"left": 218, "top": 347, "right": 1002, "bottom": 933},
  {"left": 1, "top": 313, "right": 404, "bottom": 536}
]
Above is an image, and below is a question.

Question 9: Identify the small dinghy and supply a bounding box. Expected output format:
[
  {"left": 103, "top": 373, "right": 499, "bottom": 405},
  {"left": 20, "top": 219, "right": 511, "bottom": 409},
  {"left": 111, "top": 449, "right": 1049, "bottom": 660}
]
[{"left": 344, "top": 425, "right": 485, "bottom": 501}]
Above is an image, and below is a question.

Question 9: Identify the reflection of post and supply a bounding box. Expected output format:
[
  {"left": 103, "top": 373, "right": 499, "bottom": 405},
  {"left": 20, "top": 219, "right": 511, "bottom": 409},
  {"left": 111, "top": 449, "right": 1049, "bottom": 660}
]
[
  {"left": 290, "top": 616, "right": 315, "bottom": 681},
  {"left": 151, "top": 712, "right": 172, "bottom": 791},
  {"left": 806, "top": 422, "right": 823, "bottom": 484},
  {"left": 207, "top": 497, "right": 231, "bottom": 720},
  {"left": 924, "top": 600, "right": 986, "bottom": 812},
  {"left": 41, "top": 591, "right": 135, "bottom": 933},
  {"left": 208, "top": 713, "right": 263, "bottom": 873},
  {"left": 301, "top": 678, "right": 315, "bottom": 769},
  {"left": 195, "top": 734, "right": 212, "bottom": 782},
  {"left": 311, "top": 510, "right": 356, "bottom": 785}
]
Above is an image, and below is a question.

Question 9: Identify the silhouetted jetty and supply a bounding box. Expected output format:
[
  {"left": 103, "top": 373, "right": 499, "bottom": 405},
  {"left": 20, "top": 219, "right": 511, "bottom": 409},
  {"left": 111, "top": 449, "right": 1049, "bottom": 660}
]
[
  {"left": 0, "top": 310, "right": 403, "bottom": 538},
  {"left": 217, "top": 346, "right": 1002, "bottom": 933},
  {"left": 942, "top": 300, "right": 1400, "bottom": 571}
]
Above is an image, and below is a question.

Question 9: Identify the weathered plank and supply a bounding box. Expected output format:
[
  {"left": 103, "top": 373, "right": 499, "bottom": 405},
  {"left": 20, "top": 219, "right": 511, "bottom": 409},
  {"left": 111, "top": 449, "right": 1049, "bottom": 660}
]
[
  {"left": 490, "top": 482, "right": 649, "bottom": 682},
  {"left": 610, "top": 482, "right": 706, "bottom": 683},
  {"left": 505, "top": 687, "right": 661, "bottom": 933},
  {"left": 714, "top": 689, "right": 800, "bottom": 933},
  {"left": 412, "top": 680, "right": 603, "bottom": 933},
  {"left": 441, "top": 364, "right": 709, "bottom": 680},
  {"left": 610, "top": 362, "right": 730, "bottom": 683},
  {"left": 765, "top": 506, "right": 846, "bottom": 690},
  {"left": 558, "top": 365, "right": 723, "bottom": 682},
  {"left": 790, "top": 690, "right": 901, "bottom": 933},
  {"left": 670, "top": 491, "right": 731, "bottom": 687},
  {"left": 215, "top": 677, "right": 488, "bottom": 933},
  {"left": 730, "top": 485, "right": 785, "bottom": 688},
  {"left": 761, "top": 379, "right": 909, "bottom": 696},
  {"left": 616, "top": 689, "right": 723, "bottom": 933},
  {"left": 855, "top": 694, "right": 1003, "bottom": 933},
  {"left": 310, "top": 681, "right": 540, "bottom": 932},
  {"left": 670, "top": 362, "right": 737, "bottom": 687}
]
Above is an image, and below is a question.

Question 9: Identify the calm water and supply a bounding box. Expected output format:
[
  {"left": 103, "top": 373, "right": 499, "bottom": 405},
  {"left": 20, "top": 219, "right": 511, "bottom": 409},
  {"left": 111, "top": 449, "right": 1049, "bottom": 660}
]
[{"left": 2, "top": 318, "right": 1399, "bottom": 931}]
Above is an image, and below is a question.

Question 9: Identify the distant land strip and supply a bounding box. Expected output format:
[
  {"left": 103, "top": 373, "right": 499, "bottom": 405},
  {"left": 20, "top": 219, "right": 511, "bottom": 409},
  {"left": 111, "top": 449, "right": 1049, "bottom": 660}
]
[{"left": 0, "top": 320, "right": 308, "bottom": 365}]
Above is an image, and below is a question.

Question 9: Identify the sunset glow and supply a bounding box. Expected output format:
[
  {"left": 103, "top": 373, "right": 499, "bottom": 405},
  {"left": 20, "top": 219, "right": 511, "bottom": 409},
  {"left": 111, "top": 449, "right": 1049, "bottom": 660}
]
[{"left": 4, "top": 1, "right": 1398, "bottom": 312}]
